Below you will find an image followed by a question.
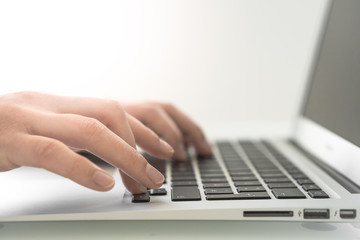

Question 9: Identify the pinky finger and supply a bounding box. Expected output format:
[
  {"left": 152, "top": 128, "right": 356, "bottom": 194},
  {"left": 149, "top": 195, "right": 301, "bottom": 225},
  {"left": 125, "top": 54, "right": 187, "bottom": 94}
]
[{"left": 10, "top": 134, "right": 115, "bottom": 192}]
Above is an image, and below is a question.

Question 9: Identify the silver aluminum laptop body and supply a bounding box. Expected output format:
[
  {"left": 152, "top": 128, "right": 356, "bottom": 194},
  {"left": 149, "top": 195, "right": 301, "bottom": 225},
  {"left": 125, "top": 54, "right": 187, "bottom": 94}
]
[{"left": 0, "top": 0, "right": 359, "bottom": 222}]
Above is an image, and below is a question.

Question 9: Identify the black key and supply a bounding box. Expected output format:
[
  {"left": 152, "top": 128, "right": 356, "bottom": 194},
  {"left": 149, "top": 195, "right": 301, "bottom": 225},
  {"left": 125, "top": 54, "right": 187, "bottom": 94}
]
[
  {"left": 203, "top": 183, "right": 230, "bottom": 188},
  {"left": 302, "top": 184, "right": 321, "bottom": 191},
  {"left": 287, "top": 169, "right": 302, "bottom": 174},
  {"left": 202, "top": 178, "right": 228, "bottom": 183},
  {"left": 204, "top": 188, "right": 233, "bottom": 195},
  {"left": 228, "top": 169, "right": 252, "bottom": 174},
  {"left": 234, "top": 181, "right": 261, "bottom": 187},
  {"left": 260, "top": 173, "right": 286, "bottom": 178},
  {"left": 263, "top": 177, "right": 291, "bottom": 183},
  {"left": 268, "top": 183, "right": 296, "bottom": 189},
  {"left": 225, "top": 164, "right": 248, "bottom": 169},
  {"left": 198, "top": 162, "right": 220, "bottom": 166},
  {"left": 200, "top": 173, "right": 225, "bottom": 178},
  {"left": 291, "top": 173, "right": 308, "bottom": 179},
  {"left": 150, "top": 188, "right": 167, "bottom": 196},
  {"left": 229, "top": 172, "right": 254, "bottom": 177},
  {"left": 172, "top": 187, "right": 201, "bottom": 201},
  {"left": 272, "top": 188, "right": 306, "bottom": 199},
  {"left": 171, "top": 172, "right": 195, "bottom": 177},
  {"left": 172, "top": 176, "right": 197, "bottom": 181},
  {"left": 256, "top": 169, "right": 282, "bottom": 174},
  {"left": 308, "top": 190, "right": 329, "bottom": 198},
  {"left": 199, "top": 170, "right": 224, "bottom": 174},
  {"left": 132, "top": 192, "right": 150, "bottom": 203},
  {"left": 171, "top": 181, "right": 198, "bottom": 187},
  {"left": 297, "top": 179, "right": 314, "bottom": 185},
  {"left": 206, "top": 192, "right": 270, "bottom": 200},
  {"left": 237, "top": 186, "right": 266, "bottom": 192},
  {"left": 237, "top": 192, "right": 271, "bottom": 199},
  {"left": 232, "top": 176, "right": 258, "bottom": 181}
]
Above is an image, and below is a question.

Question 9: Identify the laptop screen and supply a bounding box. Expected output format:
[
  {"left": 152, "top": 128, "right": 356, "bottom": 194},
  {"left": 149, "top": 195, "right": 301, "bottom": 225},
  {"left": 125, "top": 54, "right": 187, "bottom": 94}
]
[{"left": 303, "top": 0, "right": 360, "bottom": 148}]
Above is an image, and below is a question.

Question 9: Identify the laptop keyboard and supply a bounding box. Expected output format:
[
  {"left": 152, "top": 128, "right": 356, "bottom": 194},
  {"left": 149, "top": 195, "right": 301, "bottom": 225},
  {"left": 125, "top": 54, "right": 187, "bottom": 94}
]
[{"left": 133, "top": 141, "right": 329, "bottom": 202}]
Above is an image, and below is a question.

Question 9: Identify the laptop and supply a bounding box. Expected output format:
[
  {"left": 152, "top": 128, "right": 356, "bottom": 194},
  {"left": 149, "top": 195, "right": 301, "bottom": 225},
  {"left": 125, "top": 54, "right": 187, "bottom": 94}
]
[{"left": 0, "top": 0, "right": 359, "bottom": 222}]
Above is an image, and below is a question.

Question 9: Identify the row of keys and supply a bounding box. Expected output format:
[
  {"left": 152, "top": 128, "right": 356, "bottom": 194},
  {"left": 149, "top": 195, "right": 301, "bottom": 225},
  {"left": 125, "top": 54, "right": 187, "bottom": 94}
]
[
  {"left": 262, "top": 141, "right": 329, "bottom": 199},
  {"left": 133, "top": 141, "right": 329, "bottom": 203},
  {"left": 213, "top": 142, "right": 270, "bottom": 200}
]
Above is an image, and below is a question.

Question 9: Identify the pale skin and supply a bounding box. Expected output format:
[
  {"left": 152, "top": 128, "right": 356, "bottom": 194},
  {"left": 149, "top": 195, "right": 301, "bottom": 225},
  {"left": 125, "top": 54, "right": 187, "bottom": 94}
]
[{"left": 0, "top": 91, "right": 212, "bottom": 194}]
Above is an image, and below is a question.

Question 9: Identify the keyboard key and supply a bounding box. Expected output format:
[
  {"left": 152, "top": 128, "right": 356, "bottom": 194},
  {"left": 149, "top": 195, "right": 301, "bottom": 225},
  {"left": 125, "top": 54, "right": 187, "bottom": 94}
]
[
  {"left": 308, "top": 190, "right": 329, "bottom": 198},
  {"left": 260, "top": 173, "right": 286, "bottom": 178},
  {"left": 237, "top": 186, "right": 266, "bottom": 192},
  {"left": 291, "top": 173, "right": 308, "bottom": 179},
  {"left": 228, "top": 168, "right": 252, "bottom": 173},
  {"left": 263, "top": 177, "right": 291, "bottom": 183},
  {"left": 229, "top": 172, "right": 254, "bottom": 177},
  {"left": 302, "top": 184, "right": 321, "bottom": 191},
  {"left": 272, "top": 188, "right": 306, "bottom": 199},
  {"left": 171, "top": 172, "right": 195, "bottom": 177},
  {"left": 132, "top": 192, "right": 150, "bottom": 203},
  {"left": 206, "top": 192, "right": 270, "bottom": 200},
  {"left": 150, "top": 188, "right": 167, "bottom": 196},
  {"left": 172, "top": 187, "right": 201, "bottom": 201},
  {"left": 232, "top": 176, "right": 258, "bottom": 181},
  {"left": 172, "top": 176, "right": 196, "bottom": 181},
  {"left": 257, "top": 169, "right": 280, "bottom": 174},
  {"left": 238, "top": 192, "right": 271, "bottom": 199},
  {"left": 203, "top": 183, "right": 230, "bottom": 188},
  {"left": 297, "top": 179, "right": 314, "bottom": 185},
  {"left": 171, "top": 181, "right": 198, "bottom": 187},
  {"left": 200, "top": 173, "right": 225, "bottom": 178},
  {"left": 234, "top": 181, "right": 262, "bottom": 187},
  {"left": 268, "top": 183, "right": 297, "bottom": 189},
  {"left": 202, "top": 178, "right": 228, "bottom": 183},
  {"left": 204, "top": 188, "right": 233, "bottom": 195},
  {"left": 199, "top": 170, "right": 224, "bottom": 174}
]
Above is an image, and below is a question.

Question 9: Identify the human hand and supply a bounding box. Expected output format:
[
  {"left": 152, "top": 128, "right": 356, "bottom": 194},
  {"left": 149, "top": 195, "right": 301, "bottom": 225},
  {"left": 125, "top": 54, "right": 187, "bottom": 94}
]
[
  {"left": 0, "top": 92, "right": 174, "bottom": 194},
  {"left": 123, "top": 102, "right": 212, "bottom": 160}
]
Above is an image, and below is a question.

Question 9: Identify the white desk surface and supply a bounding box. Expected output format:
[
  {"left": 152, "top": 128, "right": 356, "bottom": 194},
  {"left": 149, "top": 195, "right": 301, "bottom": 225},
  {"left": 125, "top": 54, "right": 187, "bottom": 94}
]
[{"left": 1, "top": 220, "right": 360, "bottom": 240}]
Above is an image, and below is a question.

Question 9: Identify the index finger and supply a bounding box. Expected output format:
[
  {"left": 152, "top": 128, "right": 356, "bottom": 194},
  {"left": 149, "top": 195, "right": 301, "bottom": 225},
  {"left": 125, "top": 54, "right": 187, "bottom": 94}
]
[
  {"left": 161, "top": 103, "right": 212, "bottom": 156},
  {"left": 28, "top": 111, "right": 165, "bottom": 191}
]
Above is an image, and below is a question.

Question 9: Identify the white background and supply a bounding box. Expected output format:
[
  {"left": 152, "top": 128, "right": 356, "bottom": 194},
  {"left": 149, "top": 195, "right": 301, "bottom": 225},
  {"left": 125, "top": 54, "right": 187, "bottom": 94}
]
[{"left": 0, "top": 0, "right": 328, "bottom": 139}]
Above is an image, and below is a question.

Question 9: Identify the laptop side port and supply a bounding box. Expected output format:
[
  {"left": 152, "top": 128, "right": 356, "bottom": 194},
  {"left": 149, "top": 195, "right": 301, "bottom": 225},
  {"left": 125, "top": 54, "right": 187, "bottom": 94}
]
[
  {"left": 303, "top": 209, "right": 330, "bottom": 219},
  {"left": 340, "top": 209, "right": 356, "bottom": 219},
  {"left": 243, "top": 211, "right": 294, "bottom": 217}
]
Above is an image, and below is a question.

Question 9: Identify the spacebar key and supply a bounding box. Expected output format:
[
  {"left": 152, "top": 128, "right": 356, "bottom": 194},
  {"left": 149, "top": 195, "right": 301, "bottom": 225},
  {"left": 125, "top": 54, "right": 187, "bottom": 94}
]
[
  {"left": 206, "top": 192, "right": 270, "bottom": 200},
  {"left": 172, "top": 187, "right": 201, "bottom": 201}
]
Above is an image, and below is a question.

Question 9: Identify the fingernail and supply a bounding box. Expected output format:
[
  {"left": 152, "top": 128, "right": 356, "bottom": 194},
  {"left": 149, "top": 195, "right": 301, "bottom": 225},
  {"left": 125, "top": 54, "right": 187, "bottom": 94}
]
[
  {"left": 145, "top": 164, "right": 164, "bottom": 185},
  {"left": 160, "top": 139, "right": 174, "bottom": 154},
  {"left": 93, "top": 170, "right": 115, "bottom": 189}
]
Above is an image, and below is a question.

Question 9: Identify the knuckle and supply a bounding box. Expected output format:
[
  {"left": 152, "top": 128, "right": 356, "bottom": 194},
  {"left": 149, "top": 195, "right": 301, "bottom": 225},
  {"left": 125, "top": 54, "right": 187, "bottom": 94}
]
[
  {"left": 108, "top": 100, "right": 125, "bottom": 114},
  {"left": 9, "top": 91, "right": 40, "bottom": 103},
  {"left": 36, "top": 140, "right": 60, "bottom": 162},
  {"left": 102, "top": 100, "right": 127, "bottom": 123},
  {"left": 13, "top": 91, "right": 36, "bottom": 99},
  {"left": 0, "top": 102, "right": 21, "bottom": 115},
  {"left": 144, "top": 105, "right": 162, "bottom": 117},
  {"left": 64, "top": 160, "right": 82, "bottom": 179},
  {"left": 162, "top": 102, "right": 176, "bottom": 111},
  {"left": 80, "top": 118, "right": 106, "bottom": 139},
  {"left": 0, "top": 155, "right": 19, "bottom": 172}
]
